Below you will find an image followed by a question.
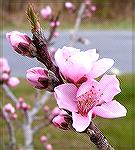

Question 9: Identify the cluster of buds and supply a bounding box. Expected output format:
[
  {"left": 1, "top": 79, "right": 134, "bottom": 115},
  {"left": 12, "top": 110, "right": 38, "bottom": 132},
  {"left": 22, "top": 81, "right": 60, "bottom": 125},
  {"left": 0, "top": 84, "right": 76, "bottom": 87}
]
[
  {"left": 40, "top": 6, "right": 60, "bottom": 41},
  {"left": 40, "top": 135, "right": 53, "bottom": 150},
  {"left": 0, "top": 58, "right": 20, "bottom": 87},
  {"left": 83, "top": 0, "right": 96, "bottom": 18},
  {"left": 3, "top": 103, "right": 17, "bottom": 120},
  {"left": 64, "top": 2, "right": 76, "bottom": 13},
  {"left": 16, "top": 97, "right": 31, "bottom": 111}
]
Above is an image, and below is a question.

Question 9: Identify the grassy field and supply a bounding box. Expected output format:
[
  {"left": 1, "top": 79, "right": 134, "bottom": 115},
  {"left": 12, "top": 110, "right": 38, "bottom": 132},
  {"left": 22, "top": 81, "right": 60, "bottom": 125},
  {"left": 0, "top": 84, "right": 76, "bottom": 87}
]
[
  {"left": 1, "top": 19, "right": 133, "bottom": 31},
  {"left": 0, "top": 74, "right": 134, "bottom": 150}
]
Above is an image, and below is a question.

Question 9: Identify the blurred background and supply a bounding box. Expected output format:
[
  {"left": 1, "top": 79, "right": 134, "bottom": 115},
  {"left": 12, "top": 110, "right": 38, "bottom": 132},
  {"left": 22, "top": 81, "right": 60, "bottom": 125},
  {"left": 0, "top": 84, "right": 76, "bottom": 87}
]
[{"left": 0, "top": 0, "right": 134, "bottom": 150}]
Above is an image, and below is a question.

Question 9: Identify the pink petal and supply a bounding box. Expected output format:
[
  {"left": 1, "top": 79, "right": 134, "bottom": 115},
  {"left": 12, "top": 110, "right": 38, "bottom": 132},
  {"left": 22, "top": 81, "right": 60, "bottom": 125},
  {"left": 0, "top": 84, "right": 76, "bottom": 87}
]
[
  {"left": 87, "top": 58, "right": 114, "bottom": 78},
  {"left": 98, "top": 75, "right": 121, "bottom": 102},
  {"left": 85, "top": 49, "right": 99, "bottom": 62},
  {"left": 77, "top": 79, "right": 99, "bottom": 97},
  {"left": 54, "top": 83, "right": 78, "bottom": 112},
  {"left": 93, "top": 100, "right": 127, "bottom": 118},
  {"left": 72, "top": 111, "right": 92, "bottom": 132}
]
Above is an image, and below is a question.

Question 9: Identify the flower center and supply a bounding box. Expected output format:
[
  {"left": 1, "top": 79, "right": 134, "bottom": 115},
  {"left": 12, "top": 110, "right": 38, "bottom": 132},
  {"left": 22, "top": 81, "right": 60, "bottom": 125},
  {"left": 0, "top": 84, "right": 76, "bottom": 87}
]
[{"left": 77, "top": 87, "right": 100, "bottom": 116}]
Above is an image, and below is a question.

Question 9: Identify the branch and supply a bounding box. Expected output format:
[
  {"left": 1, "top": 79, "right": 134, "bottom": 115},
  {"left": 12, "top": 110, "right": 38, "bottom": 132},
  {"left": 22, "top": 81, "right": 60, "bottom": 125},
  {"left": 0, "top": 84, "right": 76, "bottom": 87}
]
[
  {"left": 2, "top": 110, "right": 16, "bottom": 150},
  {"left": 69, "top": 3, "right": 86, "bottom": 46},
  {"left": 33, "top": 121, "right": 50, "bottom": 134},
  {"left": 30, "top": 92, "right": 51, "bottom": 118},
  {"left": 85, "top": 121, "right": 115, "bottom": 150},
  {"left": 2, "top": 84, "right": 18, "bottom": 104}
]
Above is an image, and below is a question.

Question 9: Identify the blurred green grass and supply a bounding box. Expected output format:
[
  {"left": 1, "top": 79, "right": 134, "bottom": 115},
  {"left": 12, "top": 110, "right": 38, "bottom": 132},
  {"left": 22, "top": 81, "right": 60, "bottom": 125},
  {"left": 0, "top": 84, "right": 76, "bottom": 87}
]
[
  {"left": 1, "top": 19, "right": 133, "bottom": 31},
  {"left": 0, "top": 74, "right": 134, "bottom": 150}
]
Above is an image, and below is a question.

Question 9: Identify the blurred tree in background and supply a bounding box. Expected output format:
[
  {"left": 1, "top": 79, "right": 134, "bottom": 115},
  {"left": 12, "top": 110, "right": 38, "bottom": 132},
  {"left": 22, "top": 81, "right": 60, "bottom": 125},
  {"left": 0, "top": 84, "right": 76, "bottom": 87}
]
[{"left": 0, "top": 0, "right": 134, "bottom": 29}]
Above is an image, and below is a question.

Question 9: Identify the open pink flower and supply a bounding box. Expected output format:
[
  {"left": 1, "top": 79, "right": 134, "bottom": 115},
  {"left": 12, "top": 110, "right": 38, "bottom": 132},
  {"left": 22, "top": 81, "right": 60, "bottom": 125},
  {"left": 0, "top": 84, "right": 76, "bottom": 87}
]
[
  {"left": 54, "top": 75, "right": 127, "bottom": 132},
  {"left": 6, "top": 31, "right": 33, "bottom": 57},
  {"left": 55, "top": 46, "right": 114, "bottom": 83},
  {"left": 40, "top": 6, "right": 52, "bottom": 19},
  {"left": 26, "top": 67, "right": 49, "bottom": 89}
]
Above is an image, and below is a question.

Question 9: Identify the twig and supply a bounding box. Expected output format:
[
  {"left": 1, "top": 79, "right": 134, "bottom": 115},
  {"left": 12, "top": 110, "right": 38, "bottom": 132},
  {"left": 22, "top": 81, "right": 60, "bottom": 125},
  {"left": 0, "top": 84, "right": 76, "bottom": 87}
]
[
  {"left": 33, "top": 121, "right": 50, "bottom": 134},
  {"left": 69, "top": 3, "right": 86, "bottom": 46},
  {"left": 30, "top": 92, "right": 51, "bottom": 118},
  {"left": 2, "top": 84, "right": 18, "bottom": 104},
  {"left": 2, "top": 110, "right": 16, "bottom": 150},
  {"left": 85, "top": 121, "right": 115, "bottom": 150}
]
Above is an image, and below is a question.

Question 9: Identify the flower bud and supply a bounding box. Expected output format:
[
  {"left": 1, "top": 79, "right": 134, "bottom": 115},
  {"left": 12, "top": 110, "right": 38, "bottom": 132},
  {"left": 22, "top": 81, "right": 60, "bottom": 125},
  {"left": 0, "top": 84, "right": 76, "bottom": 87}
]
[
  {"left": 90, "top": 5, "right": 96, "bottom": 12},
  {"left": 1, "top": 73, "right": 9, "bottom": 81},
  {"left": 40, "top": 6, "right": 52, "bottom": 20},
  {"left": 21, "top": 102, "right": 28, "bottom": 110},
  {"left": 7, "top": 77, "right": 20, "bottom": 87},
  {"left": 40, "top": 135, "right": 48, "bottom": 143},
  {"left": 4, "top": 103, "right": 15, "bottom": 114},
  {"left": 6, "top": 31, "right": 36, "bottom": 57},
  {"left": 50, "top": 21, "right": 60, "bottom": 27},
  {"left": 0, "top": 58, "right": 10, "bottom": 73},
  {"left": 52, "top": 114, "right": 71, "bottom": 130},
  {"left": 45, "top": 144, "right": 52, "bottom": 150},
  {"left": 26, "top": 67, "right": 49, "bottom": 89},
  {"left": 43, "top": 106, "right": 50, "bottom": 112}
]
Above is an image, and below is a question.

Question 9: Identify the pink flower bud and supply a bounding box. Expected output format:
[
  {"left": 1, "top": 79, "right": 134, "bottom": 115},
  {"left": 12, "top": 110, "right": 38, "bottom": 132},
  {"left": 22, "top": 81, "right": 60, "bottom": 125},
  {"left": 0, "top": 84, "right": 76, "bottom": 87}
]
[
  {"left": 0, "top": 58, "right": 10, "bottom": 73},
  {"left": 52, "top": 115, "right": 71, "bottom": 130},
  {"left": 40, "top": 6, "right": 52, "bottom": 19},
  {"left": 11, "top": 113, "right": 18, "bottom": 120},
  {"left": 65, "top": 2, "right": 73, "bottom": 9},
  {"left": 1, "top": 73, "right": 9, "bottom": 81},
  {"left": 21, "top": 102, "right": 28, "bottom": 110},
  {"left": 90, "top": 5, "right": 96, "bottom": 12},
  {"left": 19, "top": 97, "right": 24, "bottom": 103},
  {"left": 40, "top": 135, "right": 48, "bottom": 143},
  {"left": 26, "top": 67, "right": 49, "bottom": 89},
  {"left": 53, "top": 31, "right": 59, "bottom": 37},
  {"left": 45, "top": 144, "right": 52, "bottom": 150},
  {"left": 4, "top": 103, "right": 15, "bottom": 113},
  {"left": 50, "top": 21, "right": 60, "bottom": 27},
  {"left": 16, "top": 103, "right": 21, "bottom": 110},
  {"left": 51, "top": 107, "right": 61, "bottom": 116},
  {"left": 84, "top": 0, "right": 91, "bottom": 5},
  {"left": 7, "top": 77, "right": 20, "bottom": 87},
  {"left": 6, "top": 31, "right": 35, "bottom": 57},
  {"left": 43, "top": 106, "right": 50, "bottom": 112}
]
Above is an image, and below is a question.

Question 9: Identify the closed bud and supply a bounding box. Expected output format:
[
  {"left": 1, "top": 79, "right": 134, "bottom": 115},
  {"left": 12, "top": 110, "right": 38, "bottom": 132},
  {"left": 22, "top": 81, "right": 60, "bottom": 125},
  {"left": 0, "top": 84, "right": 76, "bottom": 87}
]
[
  {"left": 26, "top": 67, "right": 49, "bottom": 89},
  {"left": 6, "top": 31, "right": 37, "bottom": 57},
  {"left": 40, "top": 135, "right": 48, "bottom": 143},
  {"left": 7, "top": 77, "right": 20, "bottom": 87},
  {"left": 45, "top": 144, "right": 52, "bottom": 150},
  {"left": 40, "top": 6, "right": 52, "bottom": 20},
  {"left": 52, "top": 114, "right": 71, "bottom": 130}
]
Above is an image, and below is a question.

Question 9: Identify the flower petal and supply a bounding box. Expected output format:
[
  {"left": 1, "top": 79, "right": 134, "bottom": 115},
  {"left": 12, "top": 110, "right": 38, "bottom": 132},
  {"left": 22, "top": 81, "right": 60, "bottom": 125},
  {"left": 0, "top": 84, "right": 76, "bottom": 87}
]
[
  {"left": 54, "top": 83, "right": 78, "bottom": 112},
  {"left": 87, "top": 58, "right": 114, "bottom": 78},
  {"left": 98, "top": 75, "right": 121, "bottom": 102},
  {"left": 72, "top": 112, "right": 92, "bottom": 132},
  {"left": 93, "top": 100, "right": 127, "bottom": 118}
]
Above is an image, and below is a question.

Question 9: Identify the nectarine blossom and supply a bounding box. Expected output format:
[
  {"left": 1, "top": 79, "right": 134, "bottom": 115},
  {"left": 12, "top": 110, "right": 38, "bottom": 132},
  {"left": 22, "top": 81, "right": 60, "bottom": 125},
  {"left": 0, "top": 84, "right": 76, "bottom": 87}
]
[
  {"left": 54, "top": 75, "right": 127, "bottom": 132},
  {"left": 55, "top": 46, "right": 114, "bottom": 83}
]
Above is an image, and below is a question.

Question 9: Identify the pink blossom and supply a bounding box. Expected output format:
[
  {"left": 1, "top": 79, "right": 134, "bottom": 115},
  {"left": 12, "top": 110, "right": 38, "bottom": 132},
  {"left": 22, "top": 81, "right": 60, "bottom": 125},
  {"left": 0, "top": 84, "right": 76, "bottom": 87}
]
[
  {"left": 0, "top": 58, "right": 10, "bottom": 73},
  {"left": 55, "top": 46, "right": 114, "bottom": 83},
  {"left": 26, "top": 67, "right": 48, "bottom": 89},
  {"left": 6, "top": 31, "right": 33, "bottom": 57},
  {"left": 45, "top": 144, "right": 52, "bottom": 150},
  {"left": 54, "top": 75, "right": 127, "bottom": 132},
  {"left": 40, "top": 6, "right": 52, "bottom": 19},
  {"left": 84, "top": 0, "right": 91, "bottom": 5},
  {"left": 40, "top": 135, "right": 48, "bottom": 143},
  {"left": 7, "top": 77, "right": 20, "bottom": 87}
]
